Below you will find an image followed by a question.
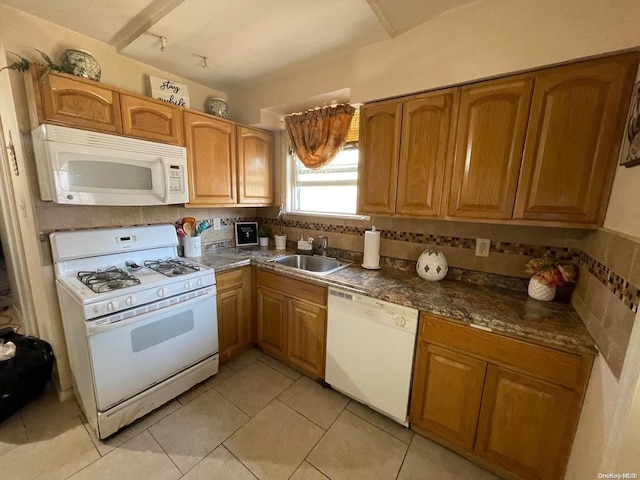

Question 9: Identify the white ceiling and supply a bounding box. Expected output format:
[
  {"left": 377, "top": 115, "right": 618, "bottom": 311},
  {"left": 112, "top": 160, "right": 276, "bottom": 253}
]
[{"left": 2, "top": 0, "right": 477, "bottom": 91}]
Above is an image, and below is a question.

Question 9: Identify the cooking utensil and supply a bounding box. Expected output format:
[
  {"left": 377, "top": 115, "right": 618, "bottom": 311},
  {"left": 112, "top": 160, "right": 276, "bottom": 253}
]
[
  {"left": 182, "top": 223, "right": 193, "bottom": 237},
  {"left": 195, "top": 220, "right": 210, "bottom": 236},
  {"left": 182, "top": 217, "right": 196, "bottom": 229},
  {"left": 176, "top": 228, "right": 187, "bottom": 238}
]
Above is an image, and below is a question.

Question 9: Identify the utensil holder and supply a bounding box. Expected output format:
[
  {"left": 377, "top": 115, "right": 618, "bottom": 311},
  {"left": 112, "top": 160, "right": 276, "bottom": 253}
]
[{"left": 183, "top": 237, "right": 202, "bottom": 257}]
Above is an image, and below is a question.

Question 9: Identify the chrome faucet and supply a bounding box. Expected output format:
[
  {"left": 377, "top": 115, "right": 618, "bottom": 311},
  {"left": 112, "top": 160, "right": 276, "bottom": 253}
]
[{"left": 319, "top": 235, "right": 328, "bottom": 256}]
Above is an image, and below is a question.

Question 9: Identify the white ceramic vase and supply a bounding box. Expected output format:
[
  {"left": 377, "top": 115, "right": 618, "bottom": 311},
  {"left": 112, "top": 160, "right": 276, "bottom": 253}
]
[
  {"left": 259, "top": 237, "right": 269, "bottom": 247},
  {"left": 416, "top": 249, "right": 448, "bottom": 281},
  {"left": 528, "top": 277, "right": 556, "bottom": 301}
]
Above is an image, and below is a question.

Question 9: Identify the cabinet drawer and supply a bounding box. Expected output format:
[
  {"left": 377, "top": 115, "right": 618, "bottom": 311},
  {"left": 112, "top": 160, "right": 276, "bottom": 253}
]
[
  {"left": 420, "top": 314, "right": 586, "bottom": 389},
  {"left": 217, "top": 268, "right": 245, "bottom": 292},
  {"left": 256, "top": 270, "right": 326, "bottom": 306}
]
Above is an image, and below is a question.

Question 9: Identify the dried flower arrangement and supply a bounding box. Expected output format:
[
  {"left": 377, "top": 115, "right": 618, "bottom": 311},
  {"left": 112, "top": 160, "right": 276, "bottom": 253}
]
[{"left": 525, "top": 256, "right": 577, "bottom": 286}]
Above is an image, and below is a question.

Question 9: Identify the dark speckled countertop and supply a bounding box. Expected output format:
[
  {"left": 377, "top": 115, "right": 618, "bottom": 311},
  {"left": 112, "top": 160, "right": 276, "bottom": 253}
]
[{"left": 192, "top": 247, "right": 597, "bottom": 356}]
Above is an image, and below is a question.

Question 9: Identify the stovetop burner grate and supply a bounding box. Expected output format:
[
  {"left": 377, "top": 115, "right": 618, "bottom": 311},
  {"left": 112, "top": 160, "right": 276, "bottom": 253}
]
[
  {"left": 77, "top": 267, "right": 141, "bottom": 293},
  {"left": 144, "top": 258, "right": 201, "bottom": 277}
]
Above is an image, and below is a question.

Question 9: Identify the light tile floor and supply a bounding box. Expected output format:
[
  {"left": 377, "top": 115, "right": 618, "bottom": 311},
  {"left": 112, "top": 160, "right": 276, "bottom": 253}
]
[{"left": 0, "top": 349, "right": 500, "bottom": 480}]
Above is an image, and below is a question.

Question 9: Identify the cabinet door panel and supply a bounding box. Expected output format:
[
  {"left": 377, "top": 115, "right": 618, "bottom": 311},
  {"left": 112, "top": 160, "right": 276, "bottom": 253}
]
[
  {"left": 397, "top": 90, "right": 458, "bottom": 217},
  {"left": 475, "top": 365, "right": 578, "bottom": 480},
  {"left": 121, "top": 94, "right": 183, "bottom": 145},
  {"left": 257, "top": 287, "right": 287, "bottom": 358},
  {"left": 237, "top": 126, "right": 274, "bottom": 205},
  {"left": 357, "top": 102, "right": 403, "bottom": 214},
  {"left": 217, "top": 288, "right": 243, "bottom": 362},
  {"left": 514, "top": 54, "right": 638, "bottom": 224},
  {"left": 410, "top": 342, "right": 486, "bottom": 449},
  {"left": 184, "top": 111, "right": 237, "bottom": 205},
  {"left": 448, "top": 77, "right": 533, "bottom": 219},
  {"left": 38, "top": 72, "right": 122, "bottom": 133},
  {"left": 217, "top": 267, "right": 252, "bottom": 363},
  {"left": 286, "top": 299, "right": 326, "bottom": 378}
]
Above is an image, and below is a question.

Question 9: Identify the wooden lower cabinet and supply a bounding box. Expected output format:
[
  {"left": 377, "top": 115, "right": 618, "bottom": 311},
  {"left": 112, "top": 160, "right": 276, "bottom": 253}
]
[
  {"left": 410, "top": 343, "right": 486, "bottom": 450},
  {"left": 256, "top": 270, "right": 327, "bottom": 377},
  {"left": 475, "top": 366, "right": 578, "bottom": 480},
  {"left": 287, "top": 298, "right": 326, "bottom": 378},
  {"left": 216, "top": 267, "right": 252, "bottom": 363},
  {"left": 410, "top": 313, "right": 593, "bottom": 480},
  {"left": 256, "top": 287, "right": 287, "bottom": 358}
]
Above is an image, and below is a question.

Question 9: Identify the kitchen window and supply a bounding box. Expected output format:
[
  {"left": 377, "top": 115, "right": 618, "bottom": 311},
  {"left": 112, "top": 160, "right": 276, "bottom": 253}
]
[{"left": 287, "top": 109, "right": 360, "bottom": 216}]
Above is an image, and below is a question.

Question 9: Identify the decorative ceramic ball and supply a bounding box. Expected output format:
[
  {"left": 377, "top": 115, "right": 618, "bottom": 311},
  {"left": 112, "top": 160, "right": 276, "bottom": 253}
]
[
  {"left": 416, "top": 249, "right": 448, "bottom": 281},
  {"left": 206, "top": 97, "right": 230, "bottom": 119},
  {"left": 60, "top": 49, "right": 101, "bottom": 81}
]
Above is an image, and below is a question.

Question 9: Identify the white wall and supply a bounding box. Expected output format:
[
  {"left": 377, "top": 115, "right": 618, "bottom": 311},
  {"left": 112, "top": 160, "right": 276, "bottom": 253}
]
[{"left": 229, "top": 0, "right": 640, "bottom": 125}]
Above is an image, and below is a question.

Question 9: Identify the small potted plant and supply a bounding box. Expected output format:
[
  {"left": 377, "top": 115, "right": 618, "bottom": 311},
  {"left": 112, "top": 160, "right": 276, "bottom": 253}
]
[
  {"left": 0, "top": 50, "right": 68, "bottom": 81},
  {"left": 258, "top": 225, "right": 271, "bottom": 247},
  {"left": 525, "top": 256, "right": 576, "bottom": 301}
]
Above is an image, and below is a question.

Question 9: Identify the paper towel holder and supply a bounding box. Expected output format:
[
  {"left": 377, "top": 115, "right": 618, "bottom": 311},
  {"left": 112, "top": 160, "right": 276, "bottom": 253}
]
[{"left": 362, "top": 225, "right": 382, "bottom": 270}]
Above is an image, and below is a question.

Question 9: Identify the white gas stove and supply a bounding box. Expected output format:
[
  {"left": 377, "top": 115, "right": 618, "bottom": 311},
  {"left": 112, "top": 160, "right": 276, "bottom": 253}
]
[{"left": 51, "top": 225, "right": 219, "bottom": 439}]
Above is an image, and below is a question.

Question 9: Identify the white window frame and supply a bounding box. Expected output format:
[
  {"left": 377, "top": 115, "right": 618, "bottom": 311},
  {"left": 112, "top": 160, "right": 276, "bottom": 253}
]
[{"left": 285, "top": 142, "right": 367, "bottom": 219}]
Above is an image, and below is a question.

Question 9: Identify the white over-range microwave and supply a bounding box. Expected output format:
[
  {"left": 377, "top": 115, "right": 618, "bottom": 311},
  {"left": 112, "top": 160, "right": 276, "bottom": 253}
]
[{"left": 31, "top": 124, "right": 189, "bottom": 206}]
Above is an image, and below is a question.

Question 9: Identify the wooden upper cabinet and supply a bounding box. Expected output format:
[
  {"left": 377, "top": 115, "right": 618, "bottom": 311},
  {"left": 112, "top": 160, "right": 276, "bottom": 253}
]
[
  {"left": 120, "top": 94, "right": 183, "bottom": 145},
  {"left": 410, "top": 342, "right": 486, "bottom": 450},
  {"left": 184, "top": 111, "right": 237, "bottom": 206},
  {"left": 237, "top": 126, "right": 274, "bottom": 205},
  {"left": 357, "top": 101, "right": 403, "bottom": 214},
  {"left": 396, "top": 89, "right": 459, "bottom": 217},
  {"left": 514, "top": 54, "right": 639, "bottom": 225},
  {"left": 31, "top": 69, "right": 122, "bottom": 133},
  {"left": 475, "top": 365, "right": 579, "bottom": 480},
  {"left": 447, "top": 76, "right": 533, "bottom": 219}
]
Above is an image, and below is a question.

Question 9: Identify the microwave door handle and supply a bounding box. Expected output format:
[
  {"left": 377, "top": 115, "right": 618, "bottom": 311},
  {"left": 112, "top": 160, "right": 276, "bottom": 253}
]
[{"left": 160, "top": 157, "right": 170, "bottom": 204}]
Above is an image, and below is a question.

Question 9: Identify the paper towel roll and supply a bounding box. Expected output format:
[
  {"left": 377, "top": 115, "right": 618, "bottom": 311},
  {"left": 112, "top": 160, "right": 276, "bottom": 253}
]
[{"left": 362, "top": 226, "right": 381, "bottom": 269}]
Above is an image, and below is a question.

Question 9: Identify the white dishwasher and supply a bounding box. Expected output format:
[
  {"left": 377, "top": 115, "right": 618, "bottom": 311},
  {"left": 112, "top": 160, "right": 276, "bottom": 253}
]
[{"left": 325, "top": 288, "right": 419, "bottom": 425}]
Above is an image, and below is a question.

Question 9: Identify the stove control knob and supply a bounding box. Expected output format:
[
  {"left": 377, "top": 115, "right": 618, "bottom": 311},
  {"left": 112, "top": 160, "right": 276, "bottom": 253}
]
[
  {"left": 184, "top": 281, "right": 191, "bottom": 290},
  {"left": 106, "top": 302, "right": 116, "bottom": 312},
  {"left": 157, "top": 287, "right": 166, "bottom": 298},
  {"left": 125, "top": 296, "right": 134, "bottom": 306},
  {"left": 197, "top": 278, "right": 204, "bottom": 287}
]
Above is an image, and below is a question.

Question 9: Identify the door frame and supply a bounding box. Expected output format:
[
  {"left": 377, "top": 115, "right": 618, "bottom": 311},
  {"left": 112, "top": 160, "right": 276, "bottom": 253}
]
[{"left": 0, "top": 42, "right": 72, "bottom": 396}]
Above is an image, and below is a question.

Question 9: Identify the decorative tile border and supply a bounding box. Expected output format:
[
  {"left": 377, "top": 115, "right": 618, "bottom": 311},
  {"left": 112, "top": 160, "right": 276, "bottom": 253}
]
[
  {"left": 265, "top": 217, "right": 581, "bottom": 260},
  {"left": 580, "top": 252, "right": 640, "bottom": 313}
]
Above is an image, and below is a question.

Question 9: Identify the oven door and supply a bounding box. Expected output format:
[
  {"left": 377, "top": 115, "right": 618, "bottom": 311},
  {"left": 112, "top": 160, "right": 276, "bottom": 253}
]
[{"left": 87, "top": 290, "right": 217, "bottom": 411}]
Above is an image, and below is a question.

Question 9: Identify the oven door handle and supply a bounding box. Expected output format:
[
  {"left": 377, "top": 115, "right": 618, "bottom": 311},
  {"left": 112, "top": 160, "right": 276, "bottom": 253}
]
[
  {"left": 160, "top": 156, "right": 170, "bottom": 204},
  {"left": 86, "top": 287, "right": 216, "bottom": 335}
]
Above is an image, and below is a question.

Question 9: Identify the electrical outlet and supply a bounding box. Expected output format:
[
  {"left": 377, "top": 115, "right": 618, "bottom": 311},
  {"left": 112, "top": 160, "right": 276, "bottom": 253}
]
[
  {"left": 213, "top": 218, "right": 221, "bottom": 230},
  {"left": 475, "top": 238, "right": 490, "bottom": 257}
]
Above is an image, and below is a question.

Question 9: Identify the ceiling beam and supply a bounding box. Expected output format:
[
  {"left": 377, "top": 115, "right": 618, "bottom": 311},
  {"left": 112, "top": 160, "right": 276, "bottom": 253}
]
[
  {"left": 364, "top": 0, "right": 395, "bottom": 38},
  {"left": 109, "top": 0, "right": 186, "bottom": 52}
]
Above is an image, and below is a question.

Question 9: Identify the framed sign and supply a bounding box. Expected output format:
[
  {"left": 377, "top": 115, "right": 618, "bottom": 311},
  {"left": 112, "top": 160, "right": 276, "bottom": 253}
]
[
  {"left": 235, "top": 222, "right": 258, "bottom": 246},
  {"left": 149, "top": 75, "right": 190, "bottom": 108}
]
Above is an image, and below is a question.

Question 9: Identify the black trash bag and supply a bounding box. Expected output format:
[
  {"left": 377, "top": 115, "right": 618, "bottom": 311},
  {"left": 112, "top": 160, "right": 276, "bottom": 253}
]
[{"left": 0, "top": 327, "right": 55, "bottom": 423}]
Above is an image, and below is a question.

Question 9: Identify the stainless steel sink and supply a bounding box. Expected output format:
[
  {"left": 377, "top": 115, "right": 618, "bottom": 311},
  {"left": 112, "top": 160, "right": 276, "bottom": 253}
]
[{"left": 269, "top": 254, "right": 351, "bottom": 275}]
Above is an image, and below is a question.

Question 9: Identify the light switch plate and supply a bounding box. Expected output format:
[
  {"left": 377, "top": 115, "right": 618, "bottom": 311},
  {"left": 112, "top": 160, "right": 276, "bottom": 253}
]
[
  {"left": 475, "top": 238, "right": 490, "bottom": 257},
  {"left": 213, "top": 218, "right": 221, "bottom": 230}
]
